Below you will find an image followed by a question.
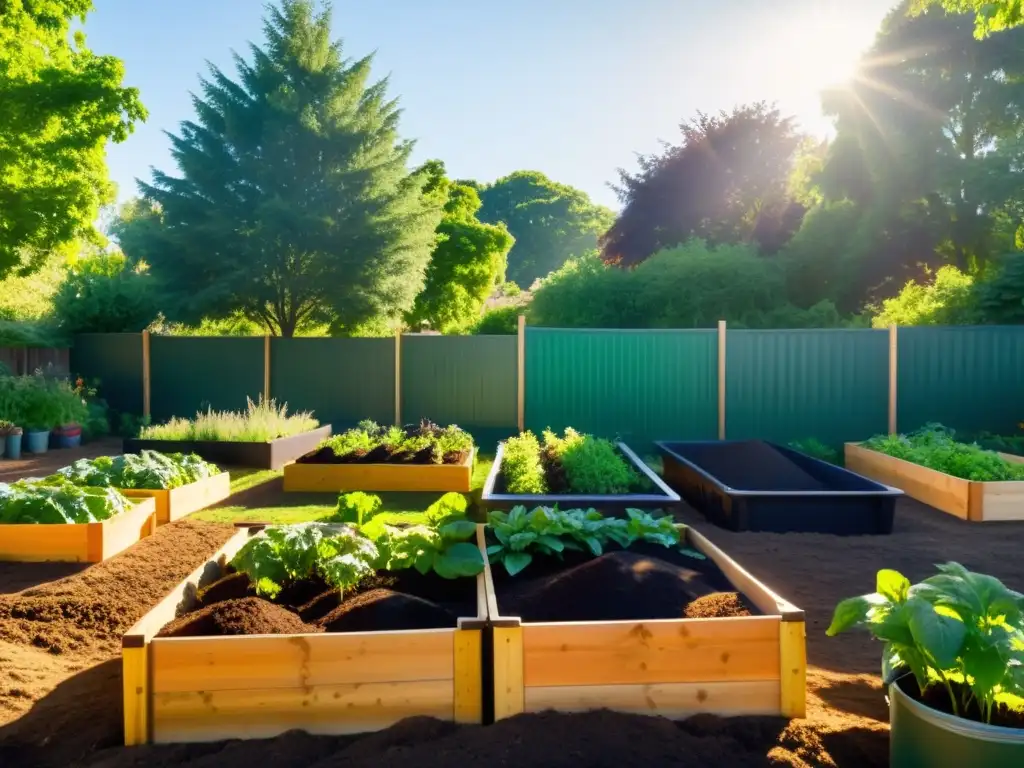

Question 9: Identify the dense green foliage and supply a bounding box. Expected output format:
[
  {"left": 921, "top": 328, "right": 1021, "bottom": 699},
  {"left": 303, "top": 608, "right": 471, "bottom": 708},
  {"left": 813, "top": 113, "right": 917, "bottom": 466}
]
[
  {"left": 828, "top": 563, "right": 1024, "bottom": 722},
  {"left": 54, "top": 451, "right": 220, "bottom": 490},
  {"left": 477, "top": 171, "right": 615, "bottom": 288},
  {"left": 486, "top": 506, "right": 683, "bottom": 576},
  {"left": 864, "top": 424, "right": 1024, "bottom": 481},
  {"left": 0, "top": 373, "right": 88, "bottom": 430},
  {"left": 788, "top": 438, "right": 840, "bottom": 465},
  {"left": 407, "top": 163, "right": 514, "bottom": 333},
  {"left": 139, "top": 398, "right": 318, "bottom": 442},
  {"left": 911, "top": 0, "right": 1024, "bottom": 37},
  {"left": 120, "top": 1, "right": 442, "bottom": 337},
  {"left": 501, "top": 432, "right": 547, "bottom": 494},
  {"left": 530, "top": 244, "right": 846, "bottom": 329},
  {"left": 468, "top": 305, "right": 520, "bottom": 335},
  {"left": 315, "top": 420, "right": 474, "bottom": 465},
  {"left": 51, "top": 251, "right": 158, "bottom": 334},
  {"left": 872, "top": 267, "right": 979, "bottom": 327},
  {"left": 0, "top": 0, "right": 146, "bottom": 279},
  {"left": 362, "top": 493, "right": 484, "bottom": 579},
  {"left": 545, "top": 428, "right": 639, "bottom": 494},
  {"left": 0, "top": 479, "right": 133, "bottom": 524},
  {"left": 230, "top": 523, "right": 379, "bottom": 598}
]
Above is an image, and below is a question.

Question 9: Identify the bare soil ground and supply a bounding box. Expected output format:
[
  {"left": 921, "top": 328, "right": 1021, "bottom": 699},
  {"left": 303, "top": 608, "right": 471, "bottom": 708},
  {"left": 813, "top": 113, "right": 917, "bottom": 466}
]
[{"left": 0, "top": 493, "right": 1022, "bottom": 767}]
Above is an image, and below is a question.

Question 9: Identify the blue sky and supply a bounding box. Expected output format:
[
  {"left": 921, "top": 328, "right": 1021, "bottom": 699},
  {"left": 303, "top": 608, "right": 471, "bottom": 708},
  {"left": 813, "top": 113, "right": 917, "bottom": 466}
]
[{"left": 84, "top": 0, "right": 897, "bottom": 210}]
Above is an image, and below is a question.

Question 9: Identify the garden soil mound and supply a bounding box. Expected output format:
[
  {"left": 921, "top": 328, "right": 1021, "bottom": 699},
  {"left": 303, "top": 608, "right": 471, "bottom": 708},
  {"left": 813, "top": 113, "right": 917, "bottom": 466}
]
[
  {"left": 159, "top": 597, "right": 315, "bottom": 637},
  {"left": 318, "top": 589, "right": 457, "bottom": 632},
  {"left": 499, "top": 550, "right": 751, "bottom": 623}
]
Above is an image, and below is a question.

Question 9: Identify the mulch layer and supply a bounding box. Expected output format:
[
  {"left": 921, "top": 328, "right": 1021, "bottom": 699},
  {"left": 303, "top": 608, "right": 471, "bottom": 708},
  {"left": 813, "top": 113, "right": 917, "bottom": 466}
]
[{"left": 2, "top": 496, "right": 1024, "bottom": 767}]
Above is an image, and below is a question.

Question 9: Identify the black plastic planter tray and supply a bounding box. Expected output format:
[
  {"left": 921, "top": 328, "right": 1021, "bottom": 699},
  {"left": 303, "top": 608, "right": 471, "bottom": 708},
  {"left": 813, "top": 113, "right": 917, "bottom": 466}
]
[
  {"left": 124, "top": 425, "right": 332, "bottom": 470},
  {"left": 655, "top": 440, "right": 902, "bottom": 535},
  {"left": 481, "top": 441, "right": 680, "bottom": 516}
]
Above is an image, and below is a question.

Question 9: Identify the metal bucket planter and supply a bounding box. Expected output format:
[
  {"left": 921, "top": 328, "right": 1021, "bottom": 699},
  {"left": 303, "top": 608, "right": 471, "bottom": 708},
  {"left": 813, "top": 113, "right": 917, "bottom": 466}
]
[
  {"left": 890, "top": 678, "right": 1024, "bottom": 767},
  {"left": 25, "top": 429, "right": 50, "bottom": 454}
]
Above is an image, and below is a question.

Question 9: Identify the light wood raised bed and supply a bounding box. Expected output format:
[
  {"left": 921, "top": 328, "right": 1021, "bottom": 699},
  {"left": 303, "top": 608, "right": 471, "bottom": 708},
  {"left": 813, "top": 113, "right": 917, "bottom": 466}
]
[
  {"left": 485, "top": 526, "right": 806, "bottom": 722},
  {"left": 122, "top": 472, "right": 232, "bottom": 526},
  {"left": 0, "top": 497, "right": 157, "bottom": 563},
  {"left": 845, "top": 443, "right": 1024, "bottom": 522},
  {"left": 122, "top": 526, "right": 490, "bottom": 746},
  {"left": 283, "top": 449, "right": 475, "bottom": 493}
]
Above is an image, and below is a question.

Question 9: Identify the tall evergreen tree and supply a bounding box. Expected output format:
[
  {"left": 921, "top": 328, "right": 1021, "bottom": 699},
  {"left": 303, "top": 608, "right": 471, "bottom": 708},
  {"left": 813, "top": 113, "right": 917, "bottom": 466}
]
[{"left": 131, "top": 0, "right": 442, "bottom": 336}]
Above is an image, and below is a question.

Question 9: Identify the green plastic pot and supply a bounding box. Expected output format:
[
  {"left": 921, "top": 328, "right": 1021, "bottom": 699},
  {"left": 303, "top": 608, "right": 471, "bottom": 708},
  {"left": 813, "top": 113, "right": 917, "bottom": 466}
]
[{"left": 890, "top": 678, "right": 1024, "bottom": 767}]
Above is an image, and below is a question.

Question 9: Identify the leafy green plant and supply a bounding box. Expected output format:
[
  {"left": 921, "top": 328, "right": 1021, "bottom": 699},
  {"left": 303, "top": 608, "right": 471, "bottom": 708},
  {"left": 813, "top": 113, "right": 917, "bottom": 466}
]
[
  {"left": 230, "top": 523, "right": 379, "bottom": 598},
  {"left": 827, "top": 563, "right": 1024, "bottom": 724},
  {"left": 140, "top": 397, "right": 319, "bottom": 442},
  {"left": 501, "top": 431, "right": 547, "bottom": 493},
  {"left": 316, "top": 421, "right": 473, "bottom": 465},
  {"left": 334, "top": 491, "right": 382, "bottom": 526},
  {"left": 53, "top": 451, "right": 220, "bottom": 490},
  {"left": 0, "top": 480, "right": 134, "bottom": 524},
  {"left": 789, "top": 438, "right": 840, "bottom": 465},
  {"left": 865, "top": 424, "right": 1024, "bottom": 481},
  {"left": 486, "top": 506, "right": 682, "bottom": 576},
  {"left": 560, "top": 435, "right": 639, "bottom": 494}
]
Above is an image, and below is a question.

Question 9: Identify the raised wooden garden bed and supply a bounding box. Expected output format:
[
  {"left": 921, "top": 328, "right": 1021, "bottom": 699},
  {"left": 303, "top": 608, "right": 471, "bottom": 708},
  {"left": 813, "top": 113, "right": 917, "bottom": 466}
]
[
  {"left": 0, "top": 497, "right": 157, "bottom": 563},
  {"left": 124, "top": 426, "right": 332, "bottom": 470},
  {"left": 485, "top": 526, "right": 806, "bottom": 721},
  {"left": 283, "top": 449, "right": 476, "bottom": 493},
  {"left": 481, "top": 441, "right": 680, "bottom": 515},
  {"left": 122, "top": 527, "right": 489, "bottom": 746},
  {"left": 845, "top": 443, "right": 1024, "bottom": 522},
  {"left": 122, "top": 472, "right": 232, "bottom": 526}
]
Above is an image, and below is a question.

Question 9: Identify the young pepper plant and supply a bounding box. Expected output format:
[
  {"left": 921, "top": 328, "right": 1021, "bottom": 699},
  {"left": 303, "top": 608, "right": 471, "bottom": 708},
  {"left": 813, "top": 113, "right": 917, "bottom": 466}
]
[{"left": 827, "top": 563, "right": 1024, "bottom": 723}]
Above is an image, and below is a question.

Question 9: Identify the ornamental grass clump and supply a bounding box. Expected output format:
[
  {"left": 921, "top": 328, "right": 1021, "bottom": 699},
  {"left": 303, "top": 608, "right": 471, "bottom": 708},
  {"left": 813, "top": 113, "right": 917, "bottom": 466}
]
[
  {"left": 140, "top": 397, "right": 318, "bottom": 443},
  {"left": 865, "top": 423, "right": 1024, "bottom": 482}
]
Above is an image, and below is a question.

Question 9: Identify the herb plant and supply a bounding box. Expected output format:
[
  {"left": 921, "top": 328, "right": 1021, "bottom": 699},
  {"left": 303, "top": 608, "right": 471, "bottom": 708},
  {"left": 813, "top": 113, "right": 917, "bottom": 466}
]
[
  {"left": 788, "top": 438, "right": 840, "bottom": 465},
  {"left": 486, "top": 506, "right": 682, "bottom": 576},
  {"left": 315, "top": 420, "right": 474, "bottom": 465},
  {"left": 865, "top": 424, "right": 1024, "bottom": 481},
  {"left": 501, "top": 431, "right": 547, "bottom": 493},
  {"left": 560, "top": 435, "right": 639, "bottom": 494},
  {"left": 230, "top": 523, "right": 379, "bottom": 598},
  {"left": 53, "top": 451, "right": 220, "bottom": 490},
  {"left": 0, "top": 480, "right": 134, "bottom": 524},
  {"left": 827, "top": 563, "right": 1024, "bottom": 724},
  {"left": 140, "top": 397, "right": 319, "bottom": 442}
]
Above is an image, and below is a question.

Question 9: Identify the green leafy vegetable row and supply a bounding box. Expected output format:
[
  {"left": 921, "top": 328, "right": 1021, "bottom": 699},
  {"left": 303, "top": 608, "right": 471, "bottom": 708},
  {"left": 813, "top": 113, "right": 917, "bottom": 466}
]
[
  {"left": 828, "top": 563, "right": 1024, "bottom": 724},
  {"left": 52, "top": 450, "right": 220, "bottom": 490},
  {"left": 0, "top": 480, "right": 134, "bottom": 524},
  {"left": 317, "top": 419, "right": 474, "bottom": 465},
  {"left": 864, "top": 423, "right": 1024, "bottom": 482},
  {"left": 501, "top": 427, "right": 641, "bottom": 495},
  {"left": 486, "top": 505, "right": 691, "bottom": 576}
]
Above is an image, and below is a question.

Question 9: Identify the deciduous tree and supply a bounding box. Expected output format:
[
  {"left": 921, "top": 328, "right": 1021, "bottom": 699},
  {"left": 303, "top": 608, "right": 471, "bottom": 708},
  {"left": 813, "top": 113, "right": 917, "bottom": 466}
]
[
  {"left": 910, "top": 0, "right": 1024, "bottom": 37},
  {"left": 0, "top": 0, "right": 145, "bottom": 278}
]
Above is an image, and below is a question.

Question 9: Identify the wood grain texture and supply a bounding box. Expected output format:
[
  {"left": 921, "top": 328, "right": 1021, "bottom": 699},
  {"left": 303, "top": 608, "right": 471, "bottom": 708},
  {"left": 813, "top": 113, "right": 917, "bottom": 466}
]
[
  {"left": 453, "top": 629, "right": 483, "bottom": 723},
  {"left": 524, "top": 680, "right": 781, "bottom": 718},
  {"left": 123, "top": 473, "right": 231, "bottom": 525},
  {"left": 100, "top": 498, "right": 157, "bottom": 560},
  {"left": 980, "top": 481, "right": 1024, "bottom": 522},
  {"left": 282, "top": 451, "right": 474, "bottom": 493},
  {"left": 779, "top": 620, "right": 807, "bottom": 718},
  {"left": 153, "top": 680, "right": 453, "bottom": 743},
  {"left": 122, "top": 646, "right": 148, "bottom": 746},
  {"left": 493, "top": 626, "right": 524, "bottom": 720},
  {"left": 845, "top": 443, "right": 971, "bottom": 519},
  {"left": 151, "top": 630, "right": 456, "bottom": 693},
  {"left": 522, "top": 617, "right": 781, "bottom": 687}
]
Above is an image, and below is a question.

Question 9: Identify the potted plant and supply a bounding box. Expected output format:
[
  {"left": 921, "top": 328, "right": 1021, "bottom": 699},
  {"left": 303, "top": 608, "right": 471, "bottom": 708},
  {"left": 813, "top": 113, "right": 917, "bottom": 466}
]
[
  {"left": 828, "top": 563, "right": 1024, "bottom": 766},
  {"left": 17, "top": 377, "right": 64, "bottom": 454},
  {"left": 0, "top": 420, "right": 11, "bottom": 459},
  {"left": 4, "top": 423, "right": 22, "bottom": 460}
]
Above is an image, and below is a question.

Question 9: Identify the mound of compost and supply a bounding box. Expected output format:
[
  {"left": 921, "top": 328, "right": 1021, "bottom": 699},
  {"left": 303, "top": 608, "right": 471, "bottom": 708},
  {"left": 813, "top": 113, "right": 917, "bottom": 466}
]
[
  {"left": 159, "top": 568, "right": 476, "bottom": 637},
  {"left": 494, "top": 543, "right": 753, "bottom": 622},
  {"left": 159, "top": 597, "right": 315, "bottom": 638}
]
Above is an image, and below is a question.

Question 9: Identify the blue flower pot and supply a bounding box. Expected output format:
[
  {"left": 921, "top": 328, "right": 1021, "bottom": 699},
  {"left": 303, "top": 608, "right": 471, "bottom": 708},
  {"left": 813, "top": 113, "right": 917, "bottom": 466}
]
[
  {"left": 25, "top": 429, "right": 50, "bottom": 454},
  {"left": 4, "top": 432, "right": 20, "bottom": 460},
  {"left": 58, "top": 432, "right": 82, "bottom": 449}
]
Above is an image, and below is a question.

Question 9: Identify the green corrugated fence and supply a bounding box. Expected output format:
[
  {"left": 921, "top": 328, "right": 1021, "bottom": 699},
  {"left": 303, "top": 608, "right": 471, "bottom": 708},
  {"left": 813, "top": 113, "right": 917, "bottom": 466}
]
[{"left": 70, "top": 333, "right": 144, "bottom": 415}]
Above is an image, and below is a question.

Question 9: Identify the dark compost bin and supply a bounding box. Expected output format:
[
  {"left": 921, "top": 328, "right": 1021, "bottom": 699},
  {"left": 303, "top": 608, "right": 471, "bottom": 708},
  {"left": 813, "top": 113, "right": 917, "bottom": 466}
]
[{"left": 655, "top": 440, "right": 901, "bottom": 535}]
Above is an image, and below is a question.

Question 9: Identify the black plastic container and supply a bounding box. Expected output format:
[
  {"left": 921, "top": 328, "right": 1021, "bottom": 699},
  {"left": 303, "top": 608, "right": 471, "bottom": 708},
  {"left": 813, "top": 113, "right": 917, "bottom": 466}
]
[
  {"left": 655, "top": 440, "right": 901, "bottom": 535},
  {"left": 481, "top": 441, "right": 680, "bottom": 516},
  {"left": 124, "top": 425, "right": 332, "bottom": 470}
]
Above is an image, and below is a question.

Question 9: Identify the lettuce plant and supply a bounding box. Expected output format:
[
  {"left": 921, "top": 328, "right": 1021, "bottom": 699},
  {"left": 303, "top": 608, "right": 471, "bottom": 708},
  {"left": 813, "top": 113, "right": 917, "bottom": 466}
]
[
  {"left": 231, "top": 523, "right": 378, "bottom": 598},
  {"left": 53, "top": 450, "right": 219, "bottom": 490},
  {"left": 486, "top": 505, "right": 683, "bottom": 576},
  {"left": 0, "top": 480, "right": 134, "bottom": 524},
  {"left": 827, "top": 563, "right": 1024, "bottom": 723}
]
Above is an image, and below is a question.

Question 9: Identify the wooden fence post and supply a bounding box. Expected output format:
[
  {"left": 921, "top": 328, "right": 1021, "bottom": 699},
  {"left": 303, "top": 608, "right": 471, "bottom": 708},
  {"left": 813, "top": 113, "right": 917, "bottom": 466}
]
[
  {"left": 717, "top": 320, "right": 727, "bottom": 440},
  {"left": 263, "top": 335, "right": 271, "bottom": 402},
  {"left": 889, "top": 325, "right": 898, "bottom": 435},
  {"left": 141, "top": 330, "right": 151, "bottom": 419},
  {"left": 394, "top": 329, "right": 402, "bottom": 426},
  {"left": 517, "top": 315, "right": 526, "bottom": 433}
]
